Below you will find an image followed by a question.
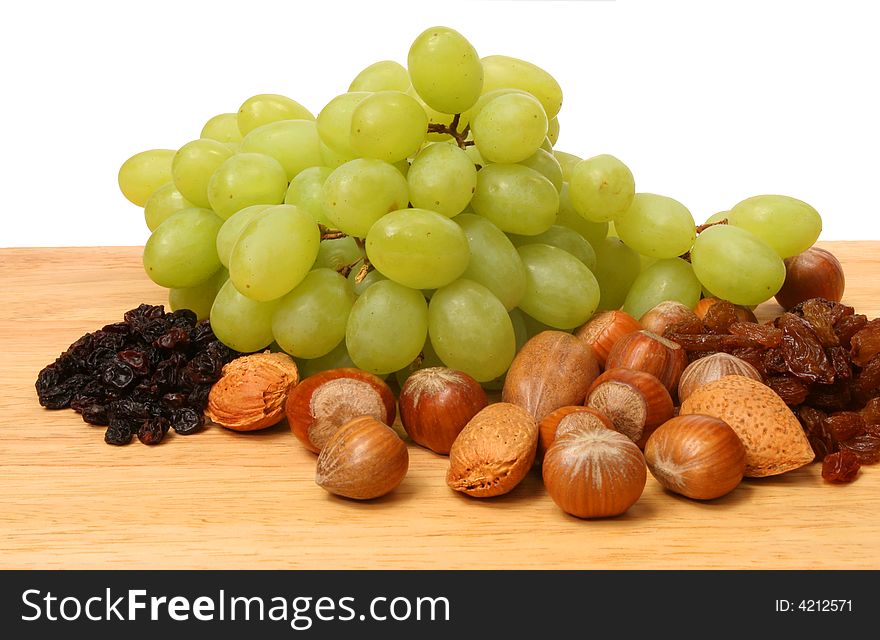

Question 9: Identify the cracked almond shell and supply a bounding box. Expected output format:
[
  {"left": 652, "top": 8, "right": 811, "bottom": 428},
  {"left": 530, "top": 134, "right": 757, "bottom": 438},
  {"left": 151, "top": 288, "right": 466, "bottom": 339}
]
[
  {"left": 446, "top": 402, "right": 538, "bottom": 498},
  {"left": 679, "top": 374, "right": 814, "bottom": 477}
]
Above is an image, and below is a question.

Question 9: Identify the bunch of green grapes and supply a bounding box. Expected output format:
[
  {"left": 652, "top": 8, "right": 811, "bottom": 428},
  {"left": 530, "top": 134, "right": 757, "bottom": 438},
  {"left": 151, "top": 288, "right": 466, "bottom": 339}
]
[{"left": 118, "top": 25, "right": 823, "bottom": 386}]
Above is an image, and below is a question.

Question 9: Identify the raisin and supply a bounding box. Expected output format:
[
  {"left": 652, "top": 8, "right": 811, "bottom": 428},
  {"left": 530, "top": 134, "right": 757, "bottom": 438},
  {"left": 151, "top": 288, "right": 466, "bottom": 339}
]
[
  {"left": 762, "top": 348, "right": 788, "bottom": 375},
  {"left": 703, "top": 301, "right": 739, "bottom": 335},
  {"left": 666, "top": 333, "right": 727, "bottom": 352},
  {"left": 777, "top": 313, "right": 835, "bottom": 384},
  {"left": 117, "top": 349, "right": 150, "bottom": 376},
  {"left": 850, "top": 319, "right": 880, "bottom": 367},
  {"left": 154, "top": 327, "right": 190, "bottom": 351},
  {"left": 798, "top": 406, "right": 833, "bottom": 461},
  {"left": 36, "top": 373, "right": 91, "bottom": 410},
  {"left": 186, "top": 384, "right": 211, "bottom": 410},
  {"left": 854, "top": 354, "right": 880, "bottom": 402},
  {"left": 767, "top": 375, "right": 810, "bottom": 406},
  {"left": 184, "top": 351, "right": 225, "bottom": 385},
  {"left": 806, "top": 382, "right": 853, "bottom": 412},
  {"left": 796, "top": 298, "right": 841, "bottom": 348},
  {"left": 81, "top": 403, "right": 109, "bottom": 426},
  {"left": 137, "top": 417, "right": 170, "bottom": 445},
  {"left": 834, "top": 314, "right": 867, "bottom": 348},
  {"left": 729, "top": 347, "right": 767, "bottom": 377},
  {"left": 824, "top": 412, "right": 867, "bottom": 442},
  {"left": 104, "top": 424, "right": 134, "bottom": 445},
  {"left": 728, "top": 322, "right": 782, "bottom": 348},
  {"left": 827, "top": 346, "right": 853, "bottom": 382},
  {"left": 166, "top": 308, "right": 197, "bottom": 329},
  {"left": 161, "top": 392, "right": 188, "bottom": 409},
  {"left": 100, "top": 359, "right": 136, "bottom": 390},
  {"left": 861, "top": 397, "right": 880, "bottom": 425},
  {"left": 663, "top": 315, "right": 704, "bottom": 337},
  {"left": 172, "top": 407, "right": 204, "bottom": 435},
  {"left": 839, "top": 433, "right": 880, "bottom": 464},
  {"left": 821, "top": 450, "right": 860, "bottom": 483},
  {"left": 191, "top": 320, "right": 218, "bottom": 349}
]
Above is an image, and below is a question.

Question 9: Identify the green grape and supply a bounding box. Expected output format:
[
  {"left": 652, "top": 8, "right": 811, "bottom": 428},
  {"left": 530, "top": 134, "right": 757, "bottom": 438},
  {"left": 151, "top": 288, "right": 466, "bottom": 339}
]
[
  {"left": 548, "top": 116, "right": 560, "bottom": 145},
  {"left": 406, "top": 89, "right": 457, "bottom": 143},
  {"left": 350, "top": 91, "right": 428, "bottom": 162},
  {"left": 472, "top": 92, "right": 548, "bottom": 163},
  {"left": 346, "top": 279, "right": 428, "bottom": 375},
  {"left": 284, "top": 166, "right": 333, "bottom": 226},
  {"left": 320, "top": 140, "right": 355, "bottom": 168},
  {"left": 169, "top": 267, "right": 227, "bottom": 320},
  {"left": 240, "top": 119, "right": 322, "bottom": 180},
  {"left": 556, "top": 183, "right": 609, "bottom": 250},
  {"left": 407, "top": 26, "right": 483, "bottom": 114},
  {"left": 118, "top": 149, "right": 175, "bottom": 206},
  {"left": 313, "top": 236, "right": 364, "bottom": 272},
  {"left": 509, "top": 226, "right": 597, "bottom": 270},
  {"left": 554, "top": 150, "right": 582, "bottom": 182},
  {"left": 728, "top": 195, "right": 822, "bottom": 258},
  {"left": 200, "top": 113, "right": 242, "bottom": 143},
  {"left": 508, "top": 307, "right": 530, "bottom": 351},
  {"left": 143, "top": 208, "right": 223, "bottom": 288},
  {"left": 215, "top": 204, "right": 272, "bottom": 268},
  {"left": 347, "top": 265, "right": 386, "bottom": 296},
  {"left": 237, "top": 94, "right": 314, "bottom": 136},
  {"left": 540, "top": 137, "right": 553, "bottom": 153},
  {"left": 210, "top": 279, "right": 279, "bottom": 352},
  {"left": 458, "top": 88, "right": 530, "bottom": 132},
  {"left": 454, "top": 213, "right": 526, "bottom": 310},
  {"left": 518, "top": 148, "right": 563, "bottom": 192},
  {"left": 517, "top": 244, "right": 600, "bottom": 329},
  {"left": 366, "top": 208, "right": 470, "bottom": 289},
  {"left": 322, "top": 159, "right": 409, "bottom": 237},
  {"left": 407, "top": 143, "right": 477, "bottom": 217},
  {"left": 690, "top": 225, "right": 786, "bottom": 306},
  {"left": 704, "top": 210, "right": 729, "bottom": 225},
  {"left": 296, "top": 340, "right": 356, "bottom": 379},
  {"left": 639, "top": 254, "right": 658, "bottom": 272},
  {"left": 593, "top": 236, "right": 641, "bottom": 310},
  {"left": 317, "top": 92, "right": 371, "bottom": 157},
  {"left": 171, "top": 138, "right": 234, "bottom": 208},
  {"left": 622, "top": 258, "right": 702, "bottom": 320},
  {"left": 464, "top": 142, "right": 485, "bottom": 167},
  {"left": 144, "top": 183, "right": 194, "bottom": 231},
  {"left": 229, "top": 204, "right": 320, "bottom": 301},
  {"left": 394, "top": 338, "right": 444, "bottom": 387},
  {"left": 615, "top": 193, "right": 696, "bottom": 258},
  {"left": 206, "top": 152, "right": 288, "bottom": 220},
  {"left": 272, "top": 268, "right": 356, "bottom": 359},
  {"left": 428, "top": 279, "right": 516, "bottom": 382},
  {"left": 471, "top": 164, "right": 558, "bottom": 235},
  {"left": 568, "top": 154, "right": 635, "bottom": 223},
  {"left": 480, "top": 55, "right": 563, "bottom": 119},
  {"left": 349, "top": 60, "right": 411, "bottom": 92}
]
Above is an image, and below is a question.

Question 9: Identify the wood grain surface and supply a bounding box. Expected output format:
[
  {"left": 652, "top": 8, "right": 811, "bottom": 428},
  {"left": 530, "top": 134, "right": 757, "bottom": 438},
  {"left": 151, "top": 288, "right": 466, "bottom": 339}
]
[{"left": 1, "top": 242, "right": 878, "bottom": 569}]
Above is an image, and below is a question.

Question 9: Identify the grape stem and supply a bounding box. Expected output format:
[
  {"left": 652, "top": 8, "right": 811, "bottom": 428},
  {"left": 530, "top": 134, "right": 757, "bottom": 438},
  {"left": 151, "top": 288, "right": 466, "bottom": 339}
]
[
  {"left": 695, "top": 218, "right": 729, "bottom": 234},
  {"left": 319, "top": 224, "right": 347, "bottom": 241},
  {"left": 354, "top": 258, "right": 374, "bottom": 284},
  {"left": 337, "top": 257, "right": 364, "bottom": 279},
  {"left": 680, "top": 218, "right": 729, "bottom": 262},
  {"left": 427, "top": 113, "right": 474, "bottom": 150}
]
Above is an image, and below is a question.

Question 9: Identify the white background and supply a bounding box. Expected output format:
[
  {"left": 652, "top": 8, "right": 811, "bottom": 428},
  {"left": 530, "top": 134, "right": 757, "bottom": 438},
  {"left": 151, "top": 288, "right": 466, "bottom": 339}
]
[{"left": 2, "top": 0, "right": 878, "bottom": 247}]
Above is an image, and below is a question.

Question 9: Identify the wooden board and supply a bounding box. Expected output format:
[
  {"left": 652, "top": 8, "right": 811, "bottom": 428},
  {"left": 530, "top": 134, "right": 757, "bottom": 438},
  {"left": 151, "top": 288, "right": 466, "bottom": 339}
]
[{"left": 1, "top": 242, "right": 878, "bottom": 569}]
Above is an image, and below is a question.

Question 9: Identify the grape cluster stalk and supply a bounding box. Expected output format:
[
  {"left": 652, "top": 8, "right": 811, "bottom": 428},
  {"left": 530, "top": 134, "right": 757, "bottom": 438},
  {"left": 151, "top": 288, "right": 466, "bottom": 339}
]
[{"left": 117, "top": 25, "right": 824, "bottom": 387}]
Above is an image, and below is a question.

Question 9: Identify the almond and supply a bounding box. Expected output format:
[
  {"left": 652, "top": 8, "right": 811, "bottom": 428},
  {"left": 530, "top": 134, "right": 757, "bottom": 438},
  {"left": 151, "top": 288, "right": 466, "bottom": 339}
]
[
  {"left": 446, "top": 402, "right": 539, "bottom": 498},
  {"left": 502, "top": 330, "right": 599, "bottom": 421},
  {"left": 679, "top": 375, "right": 814, "bottom": 477}
]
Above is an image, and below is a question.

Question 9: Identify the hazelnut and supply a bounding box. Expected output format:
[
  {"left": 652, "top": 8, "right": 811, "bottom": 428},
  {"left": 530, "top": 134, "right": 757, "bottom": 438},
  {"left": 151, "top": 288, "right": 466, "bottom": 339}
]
[
  {"left": 285, "top": 368, "right": 397, "bottom": 453},
  {"left": 678, "top": 353, "right": 763, "bottom": 403},
  {"left": 315, "top": 416, "right": 408, "bottom": 500},
  {"left": 542, "top": 419, "right": 647, "bottom": 518},
  {"left": 538, "top": 406, "right": 613, "bottom": 460},
  {"left": 644, "top": 414, "right": 746, "bottom": 500},
  {"left": 502, "top": 330, "right": 600, "bottom": 422},
  {"left": 680, "top": 375, "right": 815, "bottom": 477},
  {"left": 399, "top": 367, "right": 488, "bottom": 454},
  {"left": 639, "top": 301, "right": 699, "bottom": 337},
  {"left": 574, "top": 310, "right": 641, "bottom": 367},
  {"left": 585, "top": 368, "right": 674, "bottom": 448},
  {"left": 447, "top": 402, "right": 538, "bottom": 498},
  {"left": 775, "top": 246, "right": 846, "bottom": 310},
  {"left": 206, "top": 351, "right": 300, "bottom": 431},
  {"left": 605, "top": 330, "right": 687, "bottom": 395}
]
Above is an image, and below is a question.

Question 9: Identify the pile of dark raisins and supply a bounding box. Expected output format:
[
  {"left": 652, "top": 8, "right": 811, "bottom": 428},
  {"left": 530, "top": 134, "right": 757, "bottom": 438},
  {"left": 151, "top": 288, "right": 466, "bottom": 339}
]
[
  {"left": 35, "top": 304, "right": 239, "bottom": 445},
  {"left": 666, "top": 298, "right": 880, "bottom": 483}
]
